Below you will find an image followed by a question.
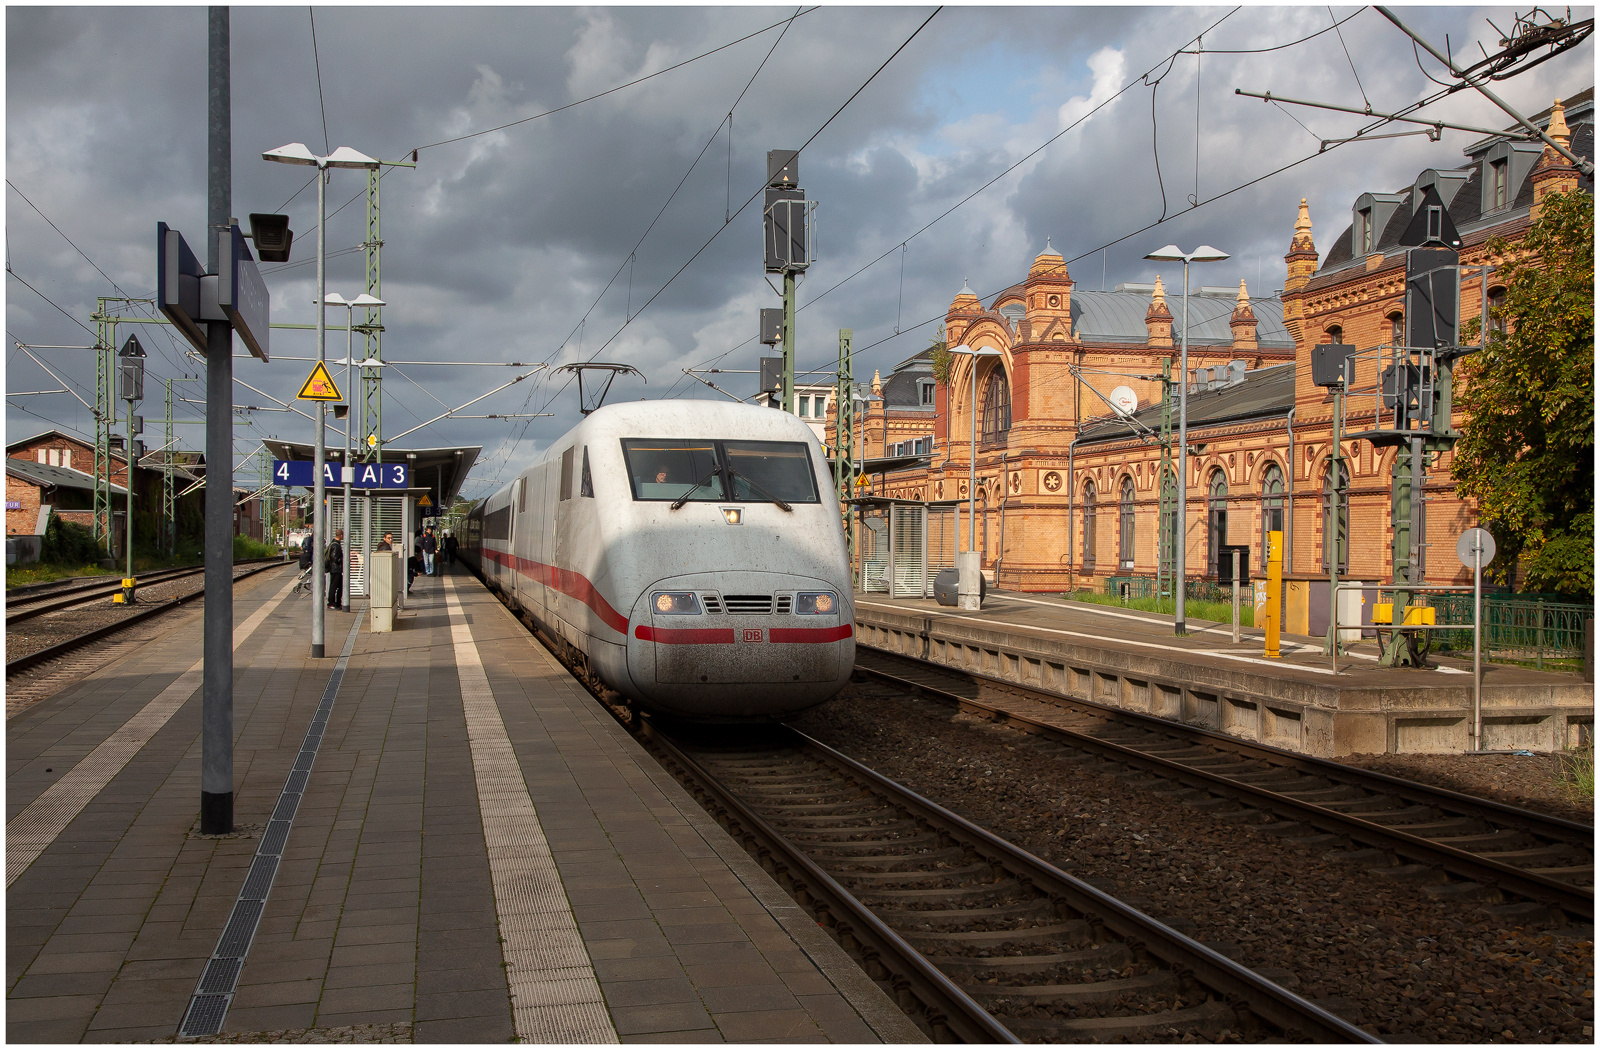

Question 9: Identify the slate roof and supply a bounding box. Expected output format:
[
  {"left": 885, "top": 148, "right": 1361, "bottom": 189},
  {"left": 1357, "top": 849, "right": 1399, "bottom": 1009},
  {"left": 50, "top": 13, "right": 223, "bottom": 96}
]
[
  {"left": 1075, "top": 363, "right": 1295, "bottom": 447},
  {"left": 1069, "top": 289, "right": 1295, "bottom": 348},
  {"left": 6, "top": 457, "right": 126, "bottom": 495}
]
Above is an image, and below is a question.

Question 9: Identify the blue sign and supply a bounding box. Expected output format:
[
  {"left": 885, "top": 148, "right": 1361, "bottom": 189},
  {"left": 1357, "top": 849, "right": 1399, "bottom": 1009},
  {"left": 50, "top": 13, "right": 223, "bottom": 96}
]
[{"left": 274, "top": 460, "right": 408, "bottom": 489}]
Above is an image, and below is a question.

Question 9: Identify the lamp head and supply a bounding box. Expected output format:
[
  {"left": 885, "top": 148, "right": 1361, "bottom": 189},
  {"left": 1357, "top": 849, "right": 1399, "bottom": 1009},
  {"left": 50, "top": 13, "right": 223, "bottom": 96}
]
[
  {"left": 1144, "top": 244, "right": 1185, "bottom": 262},
  {"left": 972, "top": 346, "right": 1003, "bottom": 358},
  {"left": 350, "top": 294, "right": 386, "bottom": 308},
  {"left": 946, "top": 343, "right": 974, "bottom": 355},
  {"left": 321, "top": 293, "right": 351, "bottom": 306},
  {"left": 325, "top": 146, "right": 380, "bottom": 169},
  {"left": 263, "top": 142, "right": 319, "bottom": 166},
  {"left": 1190, "top": 245, "right": 1230, "bottom": 262}
]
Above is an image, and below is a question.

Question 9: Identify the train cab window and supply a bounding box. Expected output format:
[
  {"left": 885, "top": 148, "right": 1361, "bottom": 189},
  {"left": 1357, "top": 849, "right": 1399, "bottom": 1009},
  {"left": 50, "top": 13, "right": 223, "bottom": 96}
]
[
  {"left": 624, "top": 439, "right": 724, "bottom": 501},
  {"left": 559, "top": 447, "right": 574, "bottom": 500},
  {"left": 722, "top": 441, "right": 819, "bottom": 504},
  {"left": 579, "top": 447, "right": 593, "bottom": 497}
]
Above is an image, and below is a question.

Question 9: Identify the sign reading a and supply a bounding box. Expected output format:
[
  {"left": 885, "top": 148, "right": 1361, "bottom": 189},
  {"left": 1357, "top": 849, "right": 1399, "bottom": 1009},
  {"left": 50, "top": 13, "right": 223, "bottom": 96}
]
[
  {"left": 274, "top": 460, "right": 407, "bottom": 489},
  {"left": 297, "top": 362, "right": 343, "bottom": 402}
]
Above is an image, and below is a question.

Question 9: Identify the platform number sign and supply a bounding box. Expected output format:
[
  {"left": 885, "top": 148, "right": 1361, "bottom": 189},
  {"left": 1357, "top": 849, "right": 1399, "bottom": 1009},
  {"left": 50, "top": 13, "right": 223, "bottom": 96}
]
[{"left": 273, "top": 460, "right": 408, "bottom": 489}]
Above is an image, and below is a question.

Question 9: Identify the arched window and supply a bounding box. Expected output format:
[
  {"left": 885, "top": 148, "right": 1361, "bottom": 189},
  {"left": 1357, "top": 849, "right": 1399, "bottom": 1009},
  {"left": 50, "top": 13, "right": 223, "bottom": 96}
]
[
  {"left": 1325, "top": 324, "right": 1344, "bottom": 344},
  {"left": 1081, "top": 479, "right": 1097, "bottom": 571},
  {"left": 1260, "top": 463, "right": 1284, "bottom": 572},
  {"left": 1487, "top": 286, "right": 1507, "bottom": 337},
  {"left": 980, "top": 366, "right": 1011, "bottom": 444},
  {"left": 1158, "top": 469, "right": 1177, "bottom": 582},
  {"left": 1388, "top": 312, "right": 1404, "bottom": 346},
  {"left": 1322, "top": 460, "right": 1348, "bottom": 573},
  {"left": 1207, "top": 469, "right": 1228, "bottom": 577},
  {"left": 1118, "top": 477, "right": 1136, "bottom": 570}
]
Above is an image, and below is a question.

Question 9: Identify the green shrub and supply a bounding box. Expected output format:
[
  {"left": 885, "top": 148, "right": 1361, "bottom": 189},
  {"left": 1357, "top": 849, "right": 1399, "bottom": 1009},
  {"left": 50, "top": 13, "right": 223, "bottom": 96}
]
[
  {"left": 232, "top": 534, "right": 279, "bottom": 561},
  {"left": 39, "top": 514, "right": 103, "bottom": 566},
  {"left": 1562, "top": 748, "right": 1594, "bottom": 800}
]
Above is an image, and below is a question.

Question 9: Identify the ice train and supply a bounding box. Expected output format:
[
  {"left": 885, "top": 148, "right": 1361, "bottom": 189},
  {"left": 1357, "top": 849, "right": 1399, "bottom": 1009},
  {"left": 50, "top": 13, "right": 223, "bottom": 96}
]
[{"left": 460, "top": 400, "right": 855, "bottom": 720}]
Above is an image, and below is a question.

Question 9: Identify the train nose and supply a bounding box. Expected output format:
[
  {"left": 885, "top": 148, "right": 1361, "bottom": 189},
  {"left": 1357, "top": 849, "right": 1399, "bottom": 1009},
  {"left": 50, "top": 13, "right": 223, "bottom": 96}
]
[{"left": 625, "top": 572, "right": 854, "bottom": 716}]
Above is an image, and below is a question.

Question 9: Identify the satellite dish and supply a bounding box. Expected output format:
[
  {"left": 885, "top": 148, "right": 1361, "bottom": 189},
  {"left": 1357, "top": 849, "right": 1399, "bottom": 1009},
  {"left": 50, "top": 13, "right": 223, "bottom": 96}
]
[{"left": 1110, "top": 386, "right": 1139, "bottom": 416}]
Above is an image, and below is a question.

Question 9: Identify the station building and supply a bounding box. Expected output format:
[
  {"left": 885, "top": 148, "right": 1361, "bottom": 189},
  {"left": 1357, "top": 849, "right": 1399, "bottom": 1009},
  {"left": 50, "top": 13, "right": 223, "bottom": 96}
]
[{"left": 854, "top": 93, "right": 1591, "bottom": 629}]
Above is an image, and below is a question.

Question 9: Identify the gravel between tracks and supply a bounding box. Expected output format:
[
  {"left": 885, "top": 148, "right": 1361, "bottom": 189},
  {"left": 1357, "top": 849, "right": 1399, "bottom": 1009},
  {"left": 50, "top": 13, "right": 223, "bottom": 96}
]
[{"left": 790, "top": 680, "right": 1595, "bottom": 1043}]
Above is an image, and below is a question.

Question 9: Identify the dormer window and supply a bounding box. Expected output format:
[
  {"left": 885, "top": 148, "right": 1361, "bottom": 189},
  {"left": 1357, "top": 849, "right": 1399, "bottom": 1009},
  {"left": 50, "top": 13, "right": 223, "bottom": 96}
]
[
  {"left": 1352, "top": 193, "right": 1403, "bottom": 257},
  {"left": 918, "top": 379, "right": 935, "bottom": 406},
  {"left": 1480, "top": 140, "right": 1543, "bottom": 214},
  {"left": 1491, "top": 159, "right": 1508, "bottom": 209}
]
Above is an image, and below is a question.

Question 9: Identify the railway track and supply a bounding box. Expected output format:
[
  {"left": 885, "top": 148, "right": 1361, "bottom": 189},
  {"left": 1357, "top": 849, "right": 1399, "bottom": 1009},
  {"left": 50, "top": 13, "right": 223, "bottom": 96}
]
[
  {"left": 5, "top": 561, "right": 293, "bottom": 676},
  {"left": 5, "top": 558, "right": 282, "bottom": 624},
  {"left": 855, "top": 646, "right": 1594, "bottom": 924},
  {"left": 643, "top": 720, "right": 1377, "bottom": 1043}
]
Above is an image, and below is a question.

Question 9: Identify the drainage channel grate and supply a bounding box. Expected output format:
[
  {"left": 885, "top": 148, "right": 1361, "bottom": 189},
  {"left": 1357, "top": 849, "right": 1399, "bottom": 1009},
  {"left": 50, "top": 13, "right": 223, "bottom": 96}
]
[{"left": 177, "top": 617, "right": 362, "bottom": 1038}]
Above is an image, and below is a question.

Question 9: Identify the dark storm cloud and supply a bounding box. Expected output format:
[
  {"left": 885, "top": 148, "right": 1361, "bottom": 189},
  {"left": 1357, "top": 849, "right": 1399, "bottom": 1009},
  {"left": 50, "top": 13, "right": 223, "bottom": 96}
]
[{"left": 7, "top": 5, "right": 1592, "bottom": 498}]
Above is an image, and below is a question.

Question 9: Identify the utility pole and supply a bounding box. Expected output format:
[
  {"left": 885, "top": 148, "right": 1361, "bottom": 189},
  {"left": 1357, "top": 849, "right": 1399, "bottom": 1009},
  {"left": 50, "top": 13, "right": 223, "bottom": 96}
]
[
  {"left": 118, "top": 336, "right": 145, "bottom": 601},
  {"left": 362, "top": 167, "right": 384, "bottom": 466},
  {"left": 833, "top": 329, "right": 854, "bottom": 558},
  {"left": 91, "top": 304, "right": 116, "bottom": 554},
  {"left": 1158, "top": 359, "right": 1174, "bottom": 601},
  {"left": 164, "top": 378, "right": 175, "bottom": 556},
  {"left": 201, "top": 5, "right": 234, "bottom": 835}
]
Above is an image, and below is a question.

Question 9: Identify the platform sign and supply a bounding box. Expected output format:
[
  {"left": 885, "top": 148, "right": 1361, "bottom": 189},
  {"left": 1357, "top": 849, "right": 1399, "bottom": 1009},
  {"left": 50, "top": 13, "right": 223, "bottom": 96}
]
[
  {"left": 297, "top": 361, "right": 342, "bottom": 401},
  {"left": 157, "top": 223, "right": 207, "bottom": 354},
  {"left": 275, "top": 460, "right": 407, "bottom": 489},
  {"left": 211, "top": 225, "right": 270, "bottom": 361}
]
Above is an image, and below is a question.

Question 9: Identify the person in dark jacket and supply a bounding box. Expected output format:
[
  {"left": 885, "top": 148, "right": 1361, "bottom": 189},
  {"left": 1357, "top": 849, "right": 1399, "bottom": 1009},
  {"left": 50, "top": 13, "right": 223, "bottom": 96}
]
[
  {"left": 442, "top": 530, "right": 458, "bottom": 567},
  {"left": 299, "top": 534, "right": 315, "bottom": 570},
  {"left": 326, "top": 529, "right": 344, "bottom": 608},
  {"left": 421, "top": 526, "right": 438, "bottom": 576}
]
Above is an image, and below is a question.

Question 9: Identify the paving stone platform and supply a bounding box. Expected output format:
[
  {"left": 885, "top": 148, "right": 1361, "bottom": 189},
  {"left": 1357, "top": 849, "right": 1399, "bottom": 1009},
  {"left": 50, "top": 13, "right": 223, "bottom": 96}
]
[{"left": 7, "top": 565, "right": 922, "bottom": 1044}]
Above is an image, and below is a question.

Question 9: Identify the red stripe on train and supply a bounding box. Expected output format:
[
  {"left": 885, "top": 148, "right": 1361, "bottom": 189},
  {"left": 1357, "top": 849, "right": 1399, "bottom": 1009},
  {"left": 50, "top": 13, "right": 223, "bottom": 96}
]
[
  {"left": 482, "top": 547, "right": 630, "bottom": 635},
  {"left": 767, "top": 624, "right": 854, "bottom": 643},
  {"left": 633, "top": 625, "right": 737, "bottom": 644}
]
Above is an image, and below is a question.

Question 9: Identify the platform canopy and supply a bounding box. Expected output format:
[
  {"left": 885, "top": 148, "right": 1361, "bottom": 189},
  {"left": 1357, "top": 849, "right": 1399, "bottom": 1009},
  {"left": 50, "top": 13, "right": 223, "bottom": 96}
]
[{"left": 263, "top": 439, "right": 481, "bottom": 508}]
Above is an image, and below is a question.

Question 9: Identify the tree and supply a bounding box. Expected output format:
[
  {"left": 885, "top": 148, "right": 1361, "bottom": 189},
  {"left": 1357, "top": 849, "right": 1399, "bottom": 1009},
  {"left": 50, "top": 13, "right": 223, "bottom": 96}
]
[
  {"left": 928, "top": 331, "right": 951, "bottom": 385},
  {"left": 1451, "top": 189, "right": 1593, "bottom": 595}
]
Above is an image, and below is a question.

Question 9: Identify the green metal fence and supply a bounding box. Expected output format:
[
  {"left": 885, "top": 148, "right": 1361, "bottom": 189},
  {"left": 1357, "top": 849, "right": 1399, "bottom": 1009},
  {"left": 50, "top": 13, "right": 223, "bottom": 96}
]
[
  {"left": 1427, "top": 595, "right": 1592, "bottom": 667},
  {"left": 1102, "top": 575, "right": 1236, "bottom": 605}
]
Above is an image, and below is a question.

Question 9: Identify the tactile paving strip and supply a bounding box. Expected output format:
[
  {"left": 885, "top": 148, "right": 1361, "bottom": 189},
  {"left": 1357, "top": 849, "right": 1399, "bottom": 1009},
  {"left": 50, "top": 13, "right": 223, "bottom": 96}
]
[
  {"left": 442, "top": 576, "right": 618, "bottom": 1044},
  {"left": 7, "top": 576, "right": 300, "bottom": 887},
  {"left": 177, "top": 615, "right": 363, "bottom": 1038}
]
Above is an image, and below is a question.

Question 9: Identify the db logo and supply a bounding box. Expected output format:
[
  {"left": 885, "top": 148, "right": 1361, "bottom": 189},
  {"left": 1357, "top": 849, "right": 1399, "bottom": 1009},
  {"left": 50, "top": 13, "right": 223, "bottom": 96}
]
[{"left": 742, "top": 628, "right": 764, "bottom": 643}]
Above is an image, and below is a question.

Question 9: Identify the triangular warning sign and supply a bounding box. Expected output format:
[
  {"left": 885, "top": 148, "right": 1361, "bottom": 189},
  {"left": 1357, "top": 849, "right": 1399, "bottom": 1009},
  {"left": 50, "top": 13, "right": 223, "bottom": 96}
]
[
  {"left": 297, "top": 361, "right": 343, "bottom": 401},
  {"left": 418, "top": 495, "right": 432, "bottom": 507}
]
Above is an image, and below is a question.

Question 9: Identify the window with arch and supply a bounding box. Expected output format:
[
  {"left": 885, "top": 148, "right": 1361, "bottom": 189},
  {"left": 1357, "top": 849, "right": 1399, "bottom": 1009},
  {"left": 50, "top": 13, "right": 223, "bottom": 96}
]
[
  {"left": 1081, "top": 479, "right": 1097, "bottom": 571},
  {"left": 1118, "top": 477, "right": 1136, "bottom": 570},
  {"left": 1325, "top": 325, "right": 1344, "bottom": 344},
  {"left": 980, "top": 365, "right": 1011, "bottom": 444},
  {"left": 1388, "top": 312, "right": 1404, "bottom": 346},
  {"left": 1259, "top": 463, "right": 1284, "bottom": 571},
  {"left": 1486, "top": 286, "right": 1507, "bottom": 337},
  {"left": 1207, "top": 469, "right": 1228, "bottom": 577},
  {"left": 1321, "top": 460, "right": 1348, "bottom": 574}
]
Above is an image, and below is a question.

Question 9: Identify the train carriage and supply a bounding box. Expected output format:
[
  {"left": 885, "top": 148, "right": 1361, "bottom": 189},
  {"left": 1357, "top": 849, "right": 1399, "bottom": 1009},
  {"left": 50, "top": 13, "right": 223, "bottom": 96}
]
[{"left": 461, "top": 400, "right": 855, "bottom": 720}]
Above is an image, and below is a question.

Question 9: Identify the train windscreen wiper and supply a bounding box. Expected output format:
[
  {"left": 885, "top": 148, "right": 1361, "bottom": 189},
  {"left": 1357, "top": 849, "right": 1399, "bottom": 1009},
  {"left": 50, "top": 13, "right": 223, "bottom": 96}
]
[
  {"left": 727, "top": 468, "right": 792, "bottom": 512},
  {"left": 670, "top": 466, "right": 723, "bottom": 510}
]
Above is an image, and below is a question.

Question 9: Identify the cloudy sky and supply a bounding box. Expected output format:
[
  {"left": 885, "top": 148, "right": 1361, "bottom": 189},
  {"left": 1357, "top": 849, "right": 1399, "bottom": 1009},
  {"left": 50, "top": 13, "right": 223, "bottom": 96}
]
[{"left": 6, "top": 4, "right": 1592, "bottom": 501}]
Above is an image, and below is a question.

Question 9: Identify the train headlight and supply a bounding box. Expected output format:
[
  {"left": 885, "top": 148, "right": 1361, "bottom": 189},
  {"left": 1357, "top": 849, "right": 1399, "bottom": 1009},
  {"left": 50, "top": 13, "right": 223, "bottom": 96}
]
[
  {"left": 652, "top": 591, "right": 702, "bottom": 615},
  {"left": 721, "top": 507, "right": 743, "bottom": 525},
  {"left": 795, "top": 592, "right": 836, "bottom": 615}
]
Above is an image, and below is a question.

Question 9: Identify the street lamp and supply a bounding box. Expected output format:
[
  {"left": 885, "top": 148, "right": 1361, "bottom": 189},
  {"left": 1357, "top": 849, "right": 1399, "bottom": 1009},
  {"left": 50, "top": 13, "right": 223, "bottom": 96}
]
[
  {"left": 264, "top": 143, "right": 381, "bottom": 657},
  {"left": 945, "top": 343, "right": 1002, "bottom": 609},
  {"left": 321, "top": 291, "right": 385, "bottom": 611},
  {"left": 1143, "top": 243, "right": 1229, "bottom": 636}
]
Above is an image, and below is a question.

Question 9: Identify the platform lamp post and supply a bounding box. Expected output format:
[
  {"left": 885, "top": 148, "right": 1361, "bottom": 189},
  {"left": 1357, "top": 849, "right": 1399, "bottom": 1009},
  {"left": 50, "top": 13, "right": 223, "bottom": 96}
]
[
  {"left": 1143, "top": 244, "right": 1229, "bottom": 635},
  {"left": 264, "top": 143, "right": 381, "bottom": 657},
  {"left": 322, "top": 291, "right": 385, "bottom": 611},
  {"left": 946, "top": 343, "right": 1002, "bottom": 609}
]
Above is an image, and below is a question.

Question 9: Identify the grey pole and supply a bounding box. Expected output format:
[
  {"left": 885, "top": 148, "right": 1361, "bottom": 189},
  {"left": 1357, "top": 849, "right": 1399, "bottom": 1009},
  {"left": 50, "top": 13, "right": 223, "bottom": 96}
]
[
  {"left": 1473, "top": 545, "right": 1483, "bottom": 751},
  {"left": 1176, "top": 258, "right": 1190, "bottom": 635},
  {"left": 201, "top": 5, "right": 234, "bottom": 835},
  {"left": 968, "top": 356, "right": 978, "bottom": 552},
  {"left": 125, "top": 396, "right": 135, "bottom": 590},
  {"left": 342, "top": 302, "right": 353, "bottom": 610},
  {"left": 311, "top": 163, "right": 327, "bottom": 658}
]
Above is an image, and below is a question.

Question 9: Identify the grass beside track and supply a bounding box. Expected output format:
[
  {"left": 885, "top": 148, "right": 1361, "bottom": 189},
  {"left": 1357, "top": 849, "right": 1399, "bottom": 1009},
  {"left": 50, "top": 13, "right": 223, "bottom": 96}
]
[
  {"left": 1059, "top": 589, "right": 1256, "bottom": 628},
  {"left": 6, "top": 535, "right": 288, "bottom": 590}
]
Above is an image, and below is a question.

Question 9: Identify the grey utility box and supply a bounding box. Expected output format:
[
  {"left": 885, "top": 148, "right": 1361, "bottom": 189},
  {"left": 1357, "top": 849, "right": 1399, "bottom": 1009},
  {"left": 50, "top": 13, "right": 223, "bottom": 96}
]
[{"left": 369, "top": 551, "right": 401, "bottom": 632}]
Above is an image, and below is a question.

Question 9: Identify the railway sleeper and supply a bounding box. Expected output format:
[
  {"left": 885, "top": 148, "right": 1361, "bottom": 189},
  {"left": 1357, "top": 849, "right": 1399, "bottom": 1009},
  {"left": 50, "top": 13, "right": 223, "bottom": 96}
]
[
  {"left": 927, "top": 943, "right": 1135, "bottom": 975},
  {"left": 853, "top": 881, "right": 1028, "bottom": 907},
  {"left": 1475, "top": 844, "right": 1587, "bottom": 867},
  {"left": 966, "top": 968, "right": 1180, "bottom": 1005},
  {"left": 997, "top": 998, "right": 1247, "bottom": 1042},
  {"left": 802, "top": 834, "right": 946, "bottom": 857},
  {"left": 1420, "top": 879, "right": 1504, "bottom": 904},
  {"left": 1365, "top": 862, "right": 1451, "bottom": 885},
  {"left": 900, "top": 919, "right": 1096, "bottom": 948},
  {"left": 878, "top": 898, "right": 1061, "bottom": 927},
  {"left": 782, "top": 821, "right": 925, "bottom": 842},
  {"left": 827, "top": 847, "right": 972, "bottom": 870},
  {"left": 1429, "top": 828, "right": 1536, "bottom": 850},
  {"left": 835, "top": 861, "right": 994, "bottom": 885}
]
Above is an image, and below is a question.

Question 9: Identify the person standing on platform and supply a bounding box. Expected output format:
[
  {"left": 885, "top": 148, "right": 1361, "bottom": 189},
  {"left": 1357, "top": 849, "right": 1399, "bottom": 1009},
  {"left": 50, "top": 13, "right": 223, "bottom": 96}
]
[
  {"left": 326, "top": 529, "right": 345, "bottom": 609},
  {"left": 299, "top": 533, "right": 315, "bottom": 571},
  {"left": 442, "top": 530, "right": 457, "bottom": 567},
  {"left": 421, "top": 526, "right": 438, "bottom": 576},
  {"left": 376, "top": 532, "right": 393, "bottom": 551}
]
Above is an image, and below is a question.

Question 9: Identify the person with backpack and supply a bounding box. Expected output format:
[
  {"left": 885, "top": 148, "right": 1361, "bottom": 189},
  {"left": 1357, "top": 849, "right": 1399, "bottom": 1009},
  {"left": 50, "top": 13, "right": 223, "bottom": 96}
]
[
  {"left": 299, "top": 533, "right": 315, "bottom": 571},
  {"left": 421, "top": 526, "right": 438, "bottom": 576},
  {"left": 325, "top": 529, "right": 344, "bottom": 609}
]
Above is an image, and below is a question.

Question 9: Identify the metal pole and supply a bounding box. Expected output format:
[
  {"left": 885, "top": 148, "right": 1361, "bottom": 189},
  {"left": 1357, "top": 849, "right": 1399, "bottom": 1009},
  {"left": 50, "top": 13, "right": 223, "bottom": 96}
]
[
  {"left": 1327, "top": 383, "right": 1344, "bottom": 672},
  {"left": 1473, "top": 545, "right": 1483, "bottom": 751},
  {"left": 342, "top": 303, "right": 353, "bottom": 610},
  {"left": 782, "top": 270, "right": 796, "bottom": 413},
  {"left": 968, "top": 356, "right": 978, "bottom": 552},
  {"left": 201, "top": 5, "right": 234, "bottom": 835},
  {"left": 1176, "top": 259, "right": 1190, "bottom": 634},
  {"left": 1232, "top": 548, "right": 1241, "bottom": 643},
  {"left": 125, "top": 396, "right": 135, "bottom": 593},
  {"left": 311, "top": 161, "right": 327, "bottom": 657}
]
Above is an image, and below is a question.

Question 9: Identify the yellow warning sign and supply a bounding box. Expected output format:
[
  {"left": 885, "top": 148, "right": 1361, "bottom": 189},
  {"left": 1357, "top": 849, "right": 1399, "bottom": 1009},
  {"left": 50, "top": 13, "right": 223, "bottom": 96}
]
[
  {"left": 418, "top": 495, "right": 432, "bottom": 507},
  {"left": 297, "top": 361, "right": 343, "bottom": 401},
  {"left": 854, "top": 475, "right": 870, "bottom": 488}
]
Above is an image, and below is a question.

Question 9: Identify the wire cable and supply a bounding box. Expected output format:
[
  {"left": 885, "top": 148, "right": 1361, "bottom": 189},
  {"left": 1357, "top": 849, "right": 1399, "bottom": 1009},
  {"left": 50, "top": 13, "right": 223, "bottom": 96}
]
[
  {"left": 1330, "top": 5, "right": 1371, "bottom": 107},
  {"left": 309, "top": 7, "right": 330, "bottom": 154}
]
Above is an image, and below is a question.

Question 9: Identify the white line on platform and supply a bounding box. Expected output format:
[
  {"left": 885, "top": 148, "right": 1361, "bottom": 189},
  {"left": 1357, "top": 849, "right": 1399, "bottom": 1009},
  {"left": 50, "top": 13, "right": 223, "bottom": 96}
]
[
  {"left": 442, "top": 575, "right": 617, "bottom": 1045},
  {"left": 7, "top": 574, "right": 299, "bottom": 887}
]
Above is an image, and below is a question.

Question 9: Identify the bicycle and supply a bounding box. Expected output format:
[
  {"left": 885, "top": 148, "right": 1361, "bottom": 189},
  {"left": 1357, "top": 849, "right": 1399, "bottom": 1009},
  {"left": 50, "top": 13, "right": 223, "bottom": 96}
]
[{"left": 293, "top": 565, "right": 314, "bottom": 597}]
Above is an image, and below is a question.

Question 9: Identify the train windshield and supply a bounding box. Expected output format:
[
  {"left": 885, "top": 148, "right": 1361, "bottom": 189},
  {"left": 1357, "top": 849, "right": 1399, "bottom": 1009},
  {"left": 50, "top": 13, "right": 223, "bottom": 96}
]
[{"left": 622, "top": 439, "right": 819, "bottom": 504}]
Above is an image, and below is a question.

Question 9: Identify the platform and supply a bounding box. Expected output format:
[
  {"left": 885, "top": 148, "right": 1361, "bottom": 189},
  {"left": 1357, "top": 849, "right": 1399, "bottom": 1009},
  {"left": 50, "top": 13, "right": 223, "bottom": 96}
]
[
  {"left": 854, "top": 590, "right": 1592, "bottom": 758},
  {"left": 6, "top": 566, "right": 921, "bottom": 1043}
]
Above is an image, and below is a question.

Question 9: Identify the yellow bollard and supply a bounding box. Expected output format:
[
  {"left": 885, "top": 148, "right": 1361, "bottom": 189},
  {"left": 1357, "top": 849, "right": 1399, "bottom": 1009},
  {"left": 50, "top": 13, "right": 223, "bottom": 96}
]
[{"left": 1264, "top": 530, "right": 1282, "bottom": 658}]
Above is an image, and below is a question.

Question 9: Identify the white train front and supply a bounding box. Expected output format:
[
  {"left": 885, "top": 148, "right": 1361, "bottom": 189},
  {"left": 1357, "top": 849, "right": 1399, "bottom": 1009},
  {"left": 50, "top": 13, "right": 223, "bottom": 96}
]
[{"left": 461, "top": 400, "right": 855, "bottom": 720}]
